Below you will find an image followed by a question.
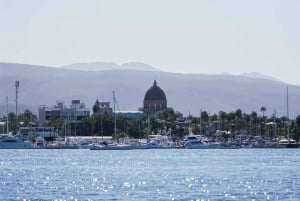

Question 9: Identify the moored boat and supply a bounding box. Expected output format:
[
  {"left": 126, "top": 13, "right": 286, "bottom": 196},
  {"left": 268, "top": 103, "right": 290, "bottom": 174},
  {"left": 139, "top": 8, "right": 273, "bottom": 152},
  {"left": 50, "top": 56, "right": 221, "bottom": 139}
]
[
  {"left": 0, "top": 134, "right": 33, "bottom": 149},
  {"left": 277, "top": 138, "right": 299, "bottom": 148},
  {"left": 90, "top": 142, "right": 134, "bottom": 150}
]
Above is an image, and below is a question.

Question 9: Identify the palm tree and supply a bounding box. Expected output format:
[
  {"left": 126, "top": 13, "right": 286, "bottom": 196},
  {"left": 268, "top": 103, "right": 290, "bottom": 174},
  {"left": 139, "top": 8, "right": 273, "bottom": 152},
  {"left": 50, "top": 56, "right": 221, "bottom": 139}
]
[
  {"left": 250, "top": 111, "right": 258, "bottom": 136},
  {"left": 200, "top": 111, "right": 209, "bottom": 135},
  {"left": 260, "top": 107, "right": 266, "bottom": 119},
  {"left": 260, "top": 107, "right": 267, "bottom": 137},
  {"left": 219, "top": 111, "right": 227, "bottom": 130}
]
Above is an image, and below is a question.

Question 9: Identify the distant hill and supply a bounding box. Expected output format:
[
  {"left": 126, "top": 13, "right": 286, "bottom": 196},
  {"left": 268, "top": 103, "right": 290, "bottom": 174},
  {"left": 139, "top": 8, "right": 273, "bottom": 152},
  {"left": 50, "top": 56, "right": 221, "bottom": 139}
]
[
  {"left": 61, "top": 62, "right": 160, "bottom": 72},
  {"left": 239, "top": 72, "right": 283, "bottom": 83},
  {"left": 1, "top": 62, "right": 300, "bottom": 118}
]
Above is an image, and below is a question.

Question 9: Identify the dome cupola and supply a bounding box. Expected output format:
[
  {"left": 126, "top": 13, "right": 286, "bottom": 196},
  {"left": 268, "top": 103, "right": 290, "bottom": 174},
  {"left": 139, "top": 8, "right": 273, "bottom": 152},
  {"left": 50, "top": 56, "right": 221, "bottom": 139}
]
[
  {"left": 144, "top": 80, "right": 167, "bottom": 101},
  {"left": 143, "top": 80, "right": 167, "bottom": 115}
]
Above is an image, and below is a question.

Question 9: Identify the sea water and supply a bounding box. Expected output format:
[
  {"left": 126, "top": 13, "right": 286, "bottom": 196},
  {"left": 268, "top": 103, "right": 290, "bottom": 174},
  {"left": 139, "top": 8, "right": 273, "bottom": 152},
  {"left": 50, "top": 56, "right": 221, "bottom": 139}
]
[{"left": 0, "top": 149, "right": 299, "bottom": 201}]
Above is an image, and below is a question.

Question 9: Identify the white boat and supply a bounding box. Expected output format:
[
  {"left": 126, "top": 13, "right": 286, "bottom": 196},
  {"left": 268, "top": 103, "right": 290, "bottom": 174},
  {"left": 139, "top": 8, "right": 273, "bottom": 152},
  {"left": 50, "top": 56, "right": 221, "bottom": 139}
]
[
  {"left": 183, "top": 134, "right": 239, "bottom": 149},
  {"left": 0, "top": 97, "right": 33, "bottom": 149},
  {"left": 90, "top": 142, "right": 134, "bottom": 150},
  {"left": 277, "top": 138, "right": 299, "bottom": 148},
  {"left": 45, "top": 137, "right": 78, "bottom": 149},
  {"left": 0, "top": 134, "right": 33, "bottom": 149},
  {"left": 182, "top": 135, "right": 203, "bottom": 148},
  {"left": 35, "top": 137, "right": 46, "bottom": 148},
  {"left": 77, "top": 138, "right": 94, "bottom": 149},
  {"left": 134, "top": 138, "right": 164, "bottom": 149}
]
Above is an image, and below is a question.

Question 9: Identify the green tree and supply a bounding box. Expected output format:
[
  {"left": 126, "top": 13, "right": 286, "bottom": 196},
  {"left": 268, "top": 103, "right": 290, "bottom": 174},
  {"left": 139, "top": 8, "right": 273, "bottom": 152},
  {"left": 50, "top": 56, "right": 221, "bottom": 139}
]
[
  {"left": 201, "top": 111, "right": 209, "bottom": 122},
  {"left": 294, "top": 115, "right": 300, "bottom": 141},
  {"left": 44, "top": 118, "right": 64, "bottom": 136},
  {"left": 235, "top": 109, "right": 242, "bottom": 120},
  {"left": 92, "top": 99, "right": 100, "bottom": 115},
  {"left": 210, "top": 114, "right": 218, "bottom": 121},
  {"left": 18, "top": 109, "right": 37, "bottom": 126}
]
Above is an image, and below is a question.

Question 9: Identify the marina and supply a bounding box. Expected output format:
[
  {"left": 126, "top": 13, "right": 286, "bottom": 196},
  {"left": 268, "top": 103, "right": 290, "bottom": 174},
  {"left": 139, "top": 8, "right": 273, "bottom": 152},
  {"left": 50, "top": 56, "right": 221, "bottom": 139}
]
[
  {"left": 1, "top": 81, "right": 299, "bottom": 150},
  {"left": 0, "top": 133, "right": 299, "bottom": 150}
]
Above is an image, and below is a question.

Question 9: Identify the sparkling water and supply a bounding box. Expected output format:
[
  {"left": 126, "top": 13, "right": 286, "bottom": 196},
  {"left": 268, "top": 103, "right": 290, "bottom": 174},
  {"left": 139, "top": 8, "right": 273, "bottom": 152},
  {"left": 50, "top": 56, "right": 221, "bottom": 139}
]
[{"left": 0, "top": 149, "right": 299, "bottom": 200}]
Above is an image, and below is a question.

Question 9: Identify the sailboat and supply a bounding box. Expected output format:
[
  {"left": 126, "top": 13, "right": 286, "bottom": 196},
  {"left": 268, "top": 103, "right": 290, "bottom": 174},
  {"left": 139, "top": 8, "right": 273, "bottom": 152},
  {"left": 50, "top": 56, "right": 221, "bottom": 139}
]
[
  {"left": 0, "top": 97, "right": 33, "bottom": 149},
  {"left": 90, "top": 91, "right": 134, "bottom": 150},
  {"left": 278, "top": 86, "right": 299, "bottom": 148}
]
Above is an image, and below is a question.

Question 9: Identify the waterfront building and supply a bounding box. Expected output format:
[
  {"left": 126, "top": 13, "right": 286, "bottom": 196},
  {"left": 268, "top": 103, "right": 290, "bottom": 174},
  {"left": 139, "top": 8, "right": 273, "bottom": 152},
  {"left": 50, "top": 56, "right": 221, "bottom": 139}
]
[
  {"left": 143, "top": 80, "right": 167, "bottom": 116},
  {"left": 116, "top": 111, "right": 143, "bottom": 118},
  {"left": 38, "top": 100, "right": 90, "bottom": 135},
  {"left": 93, "top": 99, "right": 113, "bottom": 115}
]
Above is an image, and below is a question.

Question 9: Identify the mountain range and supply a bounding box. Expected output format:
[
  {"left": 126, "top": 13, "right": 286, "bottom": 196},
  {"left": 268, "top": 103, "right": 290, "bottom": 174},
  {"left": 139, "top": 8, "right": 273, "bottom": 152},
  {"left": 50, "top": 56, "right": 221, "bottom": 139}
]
[
  {"left": 62, "top": 62, "right": 160, "bottom": 72},
  {"left": 1, "top": 62, "right": 300, "bottom": 118}
]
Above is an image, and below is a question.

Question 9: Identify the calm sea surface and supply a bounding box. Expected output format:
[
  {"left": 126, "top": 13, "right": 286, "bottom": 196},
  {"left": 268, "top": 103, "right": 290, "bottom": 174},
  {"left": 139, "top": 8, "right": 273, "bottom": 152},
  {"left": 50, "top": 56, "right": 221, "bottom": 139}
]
[{"left": 0, "top": 149, "right": 299, "bottom": 201}]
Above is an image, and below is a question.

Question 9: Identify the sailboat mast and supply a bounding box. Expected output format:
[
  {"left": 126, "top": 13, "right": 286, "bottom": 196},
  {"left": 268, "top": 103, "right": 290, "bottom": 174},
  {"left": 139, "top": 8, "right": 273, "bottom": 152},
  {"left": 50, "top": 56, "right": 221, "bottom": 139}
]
[
  {"left": 113, "top": 90, "right": 116, "bottom": 140},
  {"left": 286, "top": 86, "right": 290, "bottom": 144},
  {"left": 273, "top": 109, "right": 276, "bottom": 142},
  {"left": 6, "top": 96, "right": 9, "bottom": 134},
  {"left": 200, "top": 109, "right": 202, "bottom": 134}
]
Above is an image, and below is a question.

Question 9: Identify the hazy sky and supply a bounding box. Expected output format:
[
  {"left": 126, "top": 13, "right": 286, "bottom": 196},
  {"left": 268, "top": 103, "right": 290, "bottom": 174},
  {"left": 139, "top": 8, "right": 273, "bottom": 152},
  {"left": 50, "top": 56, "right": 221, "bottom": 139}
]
[{"left": 1, "top": 0, "right": 300, "bottom": 85}]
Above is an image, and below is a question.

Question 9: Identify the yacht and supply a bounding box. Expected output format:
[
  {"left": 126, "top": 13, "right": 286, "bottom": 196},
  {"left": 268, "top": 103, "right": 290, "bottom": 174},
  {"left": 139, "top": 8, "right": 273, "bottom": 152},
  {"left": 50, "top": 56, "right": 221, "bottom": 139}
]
[
  {"left": 90, "top": 142, "right": 134, "bottom": 150},
  {"left": 77, "top": 138, "right": 94, "bottom": 149},
  {"left": 183, "top": 135, "right": 239, "bottom": 149},
  {"left": 277, "top": 138, "right": 299, "bottom": 148},
  {"left": 0, "top": 134, "right": 33, "bottom": 149},
  {"left": 136, "top": 133, "right": 175, "bottom": 149},
  {"left": 134, "top": 138, "right": 165, "bottom": 149},
  {"left": 35, "top": 137, "right": 46, "bottom": 148},
  {"left": 182, "top": 135, "right": 203, "bottom": 148}
]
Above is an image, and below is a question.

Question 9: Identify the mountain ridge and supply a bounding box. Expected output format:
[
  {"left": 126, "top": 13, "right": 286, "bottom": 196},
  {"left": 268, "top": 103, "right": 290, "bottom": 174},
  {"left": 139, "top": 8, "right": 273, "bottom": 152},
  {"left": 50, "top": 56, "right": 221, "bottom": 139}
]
[
  {"left": 0, "top": 62, "right": 299, "bottom": 118},
  {"left": 61, "top": 61, "right": 161, "bottom": 72}
]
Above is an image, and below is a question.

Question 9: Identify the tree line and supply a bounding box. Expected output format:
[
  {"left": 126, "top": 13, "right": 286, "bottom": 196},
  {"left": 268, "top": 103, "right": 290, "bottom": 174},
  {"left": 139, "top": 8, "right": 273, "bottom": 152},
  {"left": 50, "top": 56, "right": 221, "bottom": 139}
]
[
  {"left": 2, "top": 107, "right": 300, "bottom": 142},
  {"left": 0, "top": 109, "right": 37, "bottom": 133}
]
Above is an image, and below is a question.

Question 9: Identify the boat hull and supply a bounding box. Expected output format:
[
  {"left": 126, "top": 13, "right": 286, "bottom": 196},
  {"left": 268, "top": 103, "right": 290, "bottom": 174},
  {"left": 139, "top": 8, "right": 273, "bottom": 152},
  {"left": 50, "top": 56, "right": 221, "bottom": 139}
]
[
  {"left": 0, "top": 142, "right": 33, "bottom": 149},
  {"left": 185, "top": 143, "right": 240, "bottom": 149},
  {"left": 90, "top": 145, "right": 135, "bottom": 150}
]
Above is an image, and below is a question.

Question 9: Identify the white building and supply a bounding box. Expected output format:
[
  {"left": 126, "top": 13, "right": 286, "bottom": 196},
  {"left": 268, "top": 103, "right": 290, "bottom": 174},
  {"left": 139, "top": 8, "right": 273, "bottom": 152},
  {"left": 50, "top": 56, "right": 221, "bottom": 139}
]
[{"left": 38, "top": 100, "right": 90, "bottom": 135}]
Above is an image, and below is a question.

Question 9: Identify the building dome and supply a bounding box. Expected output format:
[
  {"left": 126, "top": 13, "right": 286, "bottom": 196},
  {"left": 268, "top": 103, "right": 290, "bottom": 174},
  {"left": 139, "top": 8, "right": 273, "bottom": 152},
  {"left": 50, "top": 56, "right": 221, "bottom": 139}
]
[
  {"left": 144, "top": 80, "right": 166, "bottom": 101},
  {"left": 143, "top": 80, "right": 167, "bottom": 115}
]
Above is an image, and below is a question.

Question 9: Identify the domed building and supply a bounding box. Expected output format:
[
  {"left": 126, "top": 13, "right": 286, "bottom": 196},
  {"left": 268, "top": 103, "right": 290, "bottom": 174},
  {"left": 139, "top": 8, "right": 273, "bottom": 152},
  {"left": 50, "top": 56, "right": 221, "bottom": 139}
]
[{"left": 143, "top": 80, "right": 167, "bottom": 116}]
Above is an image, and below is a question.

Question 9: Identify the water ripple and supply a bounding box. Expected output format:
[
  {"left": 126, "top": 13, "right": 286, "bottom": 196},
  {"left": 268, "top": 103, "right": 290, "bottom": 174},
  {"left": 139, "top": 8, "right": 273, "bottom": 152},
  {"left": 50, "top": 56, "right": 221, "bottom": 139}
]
[{"left": 0, "top": 149, "right": 299, "bottom": 200}]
